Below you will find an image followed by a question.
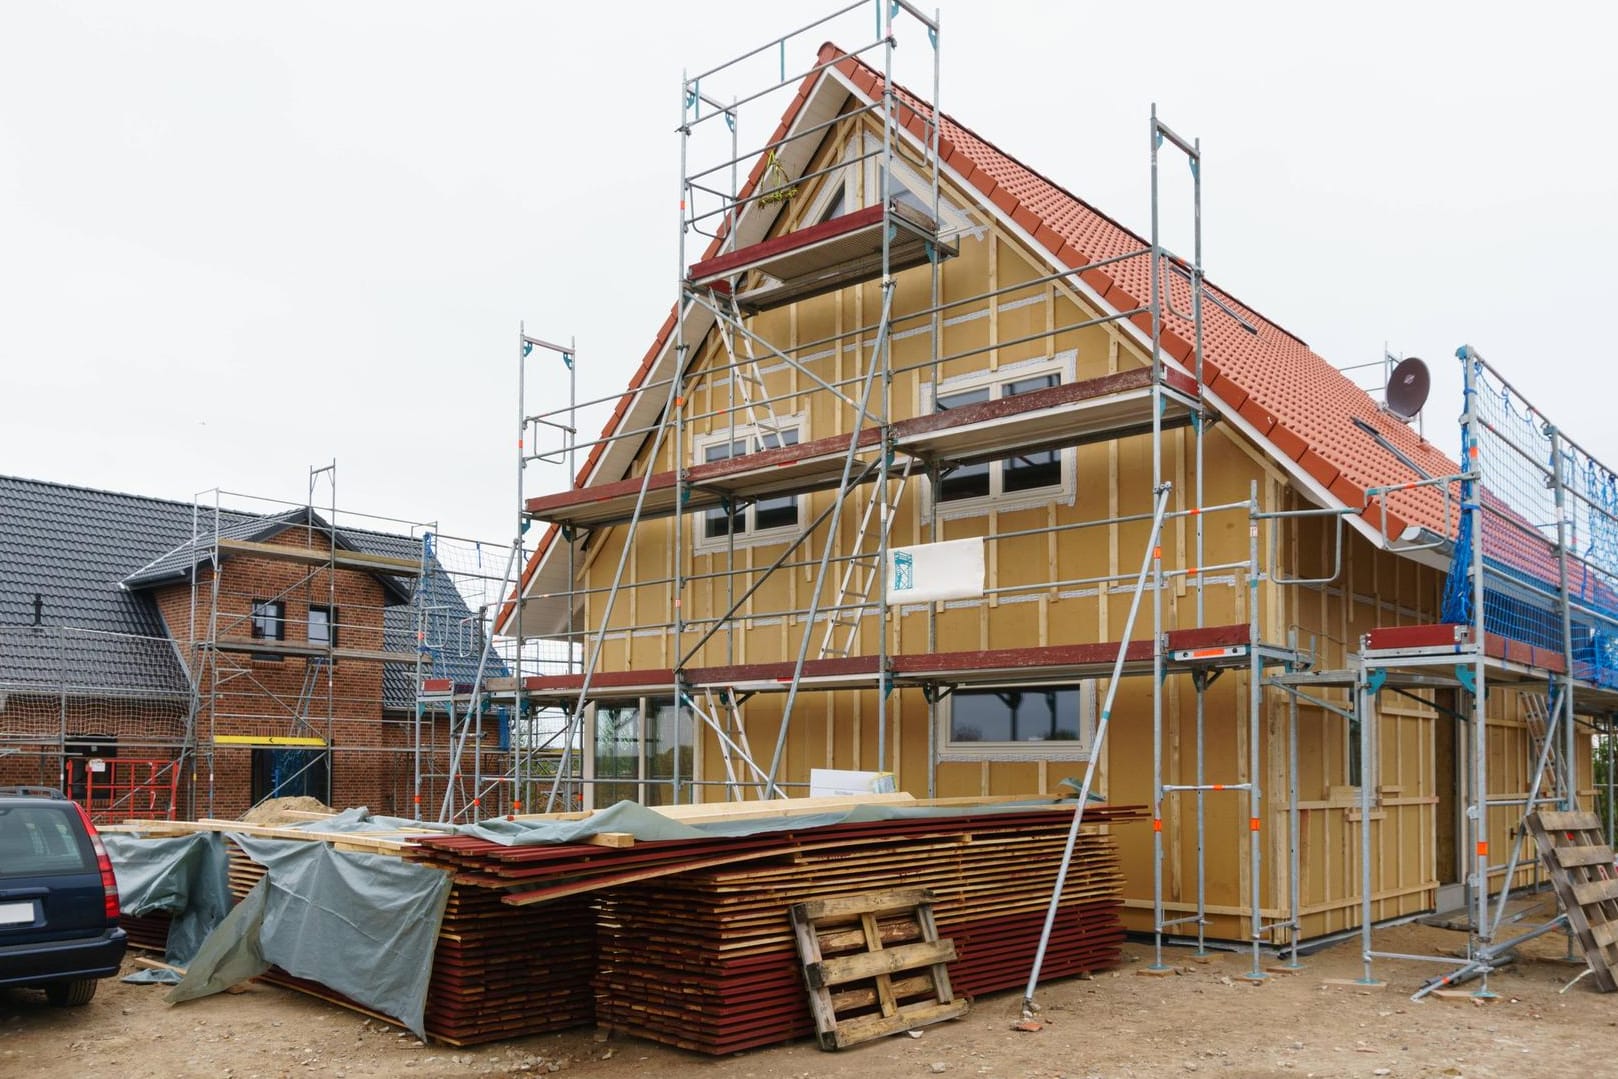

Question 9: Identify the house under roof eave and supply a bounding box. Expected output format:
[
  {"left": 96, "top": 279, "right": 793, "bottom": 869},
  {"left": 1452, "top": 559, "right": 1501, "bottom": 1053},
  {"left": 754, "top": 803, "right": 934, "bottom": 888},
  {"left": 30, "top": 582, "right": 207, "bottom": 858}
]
[{"left": 500, "top": 43, "right": 1462, "bottom": 640}]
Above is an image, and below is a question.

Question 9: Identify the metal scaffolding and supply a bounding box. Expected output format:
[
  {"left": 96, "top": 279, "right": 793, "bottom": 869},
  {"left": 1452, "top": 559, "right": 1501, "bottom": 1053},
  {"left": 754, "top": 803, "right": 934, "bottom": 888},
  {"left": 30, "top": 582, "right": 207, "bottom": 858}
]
[
  {"left": 1323, "top": 347, "right": 1618, "bottom": 997},
  {"left": 493, "top": 2, "right": 1618, "bottom": 1000},
  {"left": 500, "top": 2, "right": 1292, "bottom": 987}
]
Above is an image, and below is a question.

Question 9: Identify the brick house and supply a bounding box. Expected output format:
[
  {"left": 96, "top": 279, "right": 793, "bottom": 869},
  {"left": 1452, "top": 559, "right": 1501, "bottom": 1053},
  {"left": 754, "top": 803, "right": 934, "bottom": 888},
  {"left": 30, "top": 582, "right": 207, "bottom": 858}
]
[{"left": 0, "top": 475, "right": 498, "bottom": 821}]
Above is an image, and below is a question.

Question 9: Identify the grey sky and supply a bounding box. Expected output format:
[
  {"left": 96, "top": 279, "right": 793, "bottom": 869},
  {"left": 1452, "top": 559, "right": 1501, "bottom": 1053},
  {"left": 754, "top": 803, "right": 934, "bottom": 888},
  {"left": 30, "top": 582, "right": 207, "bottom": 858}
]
[{"left": 3, "top": 1, "right": 1614, "bottom": 551}]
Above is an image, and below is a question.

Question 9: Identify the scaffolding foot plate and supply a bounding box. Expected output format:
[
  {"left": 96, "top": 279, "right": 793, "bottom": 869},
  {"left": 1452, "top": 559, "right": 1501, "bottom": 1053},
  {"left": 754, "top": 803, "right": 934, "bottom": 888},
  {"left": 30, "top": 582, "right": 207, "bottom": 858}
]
[
  {"left": 1322, "top": 978, "right": 1386, "bottom": 989},
  {"left": 1136, "top": 966, "right": 1179, "bottom": 977}
]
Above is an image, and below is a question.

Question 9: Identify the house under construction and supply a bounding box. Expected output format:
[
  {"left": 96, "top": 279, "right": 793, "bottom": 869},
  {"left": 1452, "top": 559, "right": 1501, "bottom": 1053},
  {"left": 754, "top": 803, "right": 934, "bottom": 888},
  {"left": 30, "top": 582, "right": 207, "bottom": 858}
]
[
  {"left": 494, "top": 3, "right": 1618, "bottom": 992},
  {"left": 0, "top": 469, "right": 555, "bottom": 824}
]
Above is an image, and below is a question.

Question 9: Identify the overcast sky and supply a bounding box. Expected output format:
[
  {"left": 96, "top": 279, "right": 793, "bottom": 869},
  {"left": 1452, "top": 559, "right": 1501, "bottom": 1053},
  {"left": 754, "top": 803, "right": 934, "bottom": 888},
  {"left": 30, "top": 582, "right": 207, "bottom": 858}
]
[{"left": 3, "top": 1, "right": 1615, "bottom": 552}]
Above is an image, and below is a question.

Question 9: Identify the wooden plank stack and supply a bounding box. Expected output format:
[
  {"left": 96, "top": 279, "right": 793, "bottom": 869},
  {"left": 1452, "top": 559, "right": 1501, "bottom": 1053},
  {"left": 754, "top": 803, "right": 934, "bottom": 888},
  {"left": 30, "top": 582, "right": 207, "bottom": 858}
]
[
  {"left": 790, "top": 888, "right": 969, "bottom": 1050},
  {"left": 583, "top": 805, "right": 1141, "bottom": 1053},
  {"left": 1524, "top": 808, "right": 1618, "bottom": 991},
  {"left": 118, "top": 909, "right": 172, "bottom": 953},
  {"left": 106, "top": 797, "right": 1142, "bottom": 1053}
]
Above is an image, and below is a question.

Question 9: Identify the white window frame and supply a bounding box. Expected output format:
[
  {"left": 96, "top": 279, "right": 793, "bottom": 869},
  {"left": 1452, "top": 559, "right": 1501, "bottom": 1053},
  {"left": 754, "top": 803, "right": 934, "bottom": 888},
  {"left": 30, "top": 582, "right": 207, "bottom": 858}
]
[
  {"left": 920, "top": 351, "right": 1078, "bottom": 520},
  {"left": 935, "top": 680, "right": 1097, "bottom": 762},
  {"left": 691, "top": 414, "right": 809, "bottom": 553}
]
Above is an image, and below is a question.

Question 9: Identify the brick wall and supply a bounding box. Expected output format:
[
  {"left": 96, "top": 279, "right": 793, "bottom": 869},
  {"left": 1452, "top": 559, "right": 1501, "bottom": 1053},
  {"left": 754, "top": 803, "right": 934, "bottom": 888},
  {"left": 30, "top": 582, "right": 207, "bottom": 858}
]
[{"left": 146, "top": 528, "right": 415, "bottom": 819}]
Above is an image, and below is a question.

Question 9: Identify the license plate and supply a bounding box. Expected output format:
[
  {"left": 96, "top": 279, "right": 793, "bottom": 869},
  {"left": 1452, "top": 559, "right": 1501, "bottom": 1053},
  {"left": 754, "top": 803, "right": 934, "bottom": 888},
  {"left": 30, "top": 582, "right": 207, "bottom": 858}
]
[{"left": 0, "top": 901, "right": 35, "bottom": 926}]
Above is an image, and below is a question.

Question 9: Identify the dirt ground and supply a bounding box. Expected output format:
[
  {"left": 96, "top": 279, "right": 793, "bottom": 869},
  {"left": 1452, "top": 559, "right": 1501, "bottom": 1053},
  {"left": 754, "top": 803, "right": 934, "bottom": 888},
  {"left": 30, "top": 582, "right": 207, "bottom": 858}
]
[{"left": 3, "top": 918, "right": 1614, "bottom": 1079}]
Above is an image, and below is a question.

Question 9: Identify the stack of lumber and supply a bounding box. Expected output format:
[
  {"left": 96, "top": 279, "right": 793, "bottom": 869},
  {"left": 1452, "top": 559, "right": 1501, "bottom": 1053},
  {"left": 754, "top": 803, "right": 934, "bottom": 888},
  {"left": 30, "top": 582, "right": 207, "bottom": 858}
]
[
  {"left": 575, "top": 805, "right": 1141, "bottom": 1054},
  {"left": 118, "top": 909, "right": 172, "bottom": 952},
  {"left": 106, "top": 796, "right": 1141, "bottom": 1053}
]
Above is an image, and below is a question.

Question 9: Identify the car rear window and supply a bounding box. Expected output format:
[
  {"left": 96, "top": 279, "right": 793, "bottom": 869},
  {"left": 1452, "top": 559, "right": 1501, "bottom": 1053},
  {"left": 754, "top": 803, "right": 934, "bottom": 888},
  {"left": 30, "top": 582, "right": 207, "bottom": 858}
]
[{"left": 0, "top": 804, "right": 95, "bottom": 876}]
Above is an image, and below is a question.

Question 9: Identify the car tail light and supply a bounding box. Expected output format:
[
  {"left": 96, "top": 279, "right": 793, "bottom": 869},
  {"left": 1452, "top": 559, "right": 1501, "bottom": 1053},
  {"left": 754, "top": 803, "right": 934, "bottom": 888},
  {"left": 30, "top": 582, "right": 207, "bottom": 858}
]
[{"left": 73, "top": 802, "right": 122, "bottom": 922}]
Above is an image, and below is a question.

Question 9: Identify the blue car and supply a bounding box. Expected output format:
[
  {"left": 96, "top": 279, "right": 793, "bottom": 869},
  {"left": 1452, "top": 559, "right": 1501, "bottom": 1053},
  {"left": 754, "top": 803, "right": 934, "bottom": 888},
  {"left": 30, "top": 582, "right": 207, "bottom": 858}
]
[{"left": 0, "top": 787, "right": 127, "bottom": 1005}]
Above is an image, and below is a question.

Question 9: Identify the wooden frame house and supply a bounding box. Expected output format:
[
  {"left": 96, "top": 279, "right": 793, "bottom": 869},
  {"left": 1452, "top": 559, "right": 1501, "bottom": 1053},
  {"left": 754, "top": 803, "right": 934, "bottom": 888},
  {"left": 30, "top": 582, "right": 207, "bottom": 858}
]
[{"left": 501, "top": 18, "right": 1616, "bottom": 976}]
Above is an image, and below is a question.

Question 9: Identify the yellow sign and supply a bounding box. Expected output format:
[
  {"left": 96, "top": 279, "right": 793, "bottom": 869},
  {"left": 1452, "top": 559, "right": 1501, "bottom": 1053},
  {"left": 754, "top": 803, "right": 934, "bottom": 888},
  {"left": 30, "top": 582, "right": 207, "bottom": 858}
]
[{"left": 213, "top": 735, "right": 327, "bottom": 747}]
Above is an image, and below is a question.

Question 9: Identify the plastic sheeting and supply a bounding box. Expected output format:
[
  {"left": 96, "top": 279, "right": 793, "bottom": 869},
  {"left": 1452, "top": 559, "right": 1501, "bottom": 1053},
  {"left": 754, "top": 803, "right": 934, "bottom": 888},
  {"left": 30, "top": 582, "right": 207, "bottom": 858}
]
[
  {"left": 169, "top": 835, "right": 452, "bottom": 1040},
  {"left": 458, "top": 796, "right": 1068, "bottom": 846},
  {"left": 103, "top": 831, "right": 233, "bottom": 966}
]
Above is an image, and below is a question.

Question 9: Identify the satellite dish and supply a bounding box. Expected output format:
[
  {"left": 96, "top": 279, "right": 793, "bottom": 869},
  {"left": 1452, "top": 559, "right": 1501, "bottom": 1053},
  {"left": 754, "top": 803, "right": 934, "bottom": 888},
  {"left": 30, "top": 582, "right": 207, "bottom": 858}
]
[{"left": 1384, "top": 356, "right": 1430, "bottom": 422}]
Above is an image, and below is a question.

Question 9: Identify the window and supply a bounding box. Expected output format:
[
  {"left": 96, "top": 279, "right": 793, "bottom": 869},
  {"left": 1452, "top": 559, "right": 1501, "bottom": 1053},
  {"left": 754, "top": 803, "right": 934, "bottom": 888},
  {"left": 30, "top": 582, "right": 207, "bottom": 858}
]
[
  {"left": 308, "top": 605, "right": 337, "bottom": 648},
  {"left": 819, "top": 183, "right": 845, "bottom": 222},
  {"left": 693, "top": 418, "right": 805, "bottom": 550},
  {"left": 925, "top": 355, "right": 1075, "bottom": 516},
  {"left": 939, "top": 683, "right": 1095, "bottom": 761},
  {"left": 591, "top": 697, "right": 692, "bottom": 808},
  {"left": 0, "top": 804, "right": 94, "bottom": 876},
  {"left": 251, "top": 600, "right": 285, "bottom": 641}
]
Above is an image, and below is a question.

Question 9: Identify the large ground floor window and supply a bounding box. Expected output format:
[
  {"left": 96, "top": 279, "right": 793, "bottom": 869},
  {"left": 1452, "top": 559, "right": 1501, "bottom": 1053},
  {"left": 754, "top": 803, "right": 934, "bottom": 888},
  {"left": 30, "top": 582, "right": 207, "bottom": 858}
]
[
  {"left": 937, "top": 682, "right": 1095, "bottom": 761},
  {"left": 590, "top": 697, "right": 693, "bottom": 808}
]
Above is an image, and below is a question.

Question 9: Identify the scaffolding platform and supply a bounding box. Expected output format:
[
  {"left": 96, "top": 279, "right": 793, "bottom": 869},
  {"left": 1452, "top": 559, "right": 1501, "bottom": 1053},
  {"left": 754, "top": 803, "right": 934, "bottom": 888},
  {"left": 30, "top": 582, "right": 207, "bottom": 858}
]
[
  {"left": 523, "top": 368, "right": 1200, "bottom": 530},
  {"left": 688, "top": 201, "right": 957, "bottom": 313},
  {"left": 211, "top": 636, "right": 427, "bottom": 666},
  {"left": 895, "top": 366, "right": 1198, "bottom": 464},
  {"left": 215, "top": 538, "right": 423, "bottom": 577},
  {"left": 1361, "top": 623, "right": 1594, "bottom": 684},
  {"left": 502, "top": 624, "right": 1257, "bottom": 705}
]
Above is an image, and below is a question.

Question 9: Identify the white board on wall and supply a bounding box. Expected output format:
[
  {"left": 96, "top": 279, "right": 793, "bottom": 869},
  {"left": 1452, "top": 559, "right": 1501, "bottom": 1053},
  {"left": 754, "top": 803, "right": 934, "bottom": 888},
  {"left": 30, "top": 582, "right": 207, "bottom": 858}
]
[
  {"left": 809, "top": 769, "right": 897, "bottom": 797},
  {"left": 885, "top": 537, "right": 985, "bottom": 605}
]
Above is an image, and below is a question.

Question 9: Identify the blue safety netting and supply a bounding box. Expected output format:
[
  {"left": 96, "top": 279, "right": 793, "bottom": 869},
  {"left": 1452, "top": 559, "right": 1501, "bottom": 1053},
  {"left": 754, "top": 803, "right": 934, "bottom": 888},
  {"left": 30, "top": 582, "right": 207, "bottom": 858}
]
[{"left": 1441, "top": 351, "right": 1618, "bottom": 688}]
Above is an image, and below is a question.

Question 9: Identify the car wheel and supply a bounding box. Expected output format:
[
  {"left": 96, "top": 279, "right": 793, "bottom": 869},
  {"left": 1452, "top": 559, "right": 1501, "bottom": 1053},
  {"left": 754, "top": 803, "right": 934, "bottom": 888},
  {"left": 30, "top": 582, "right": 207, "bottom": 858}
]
[{"left": 44, "top": 980, "right": 98, "bottom": 1006}]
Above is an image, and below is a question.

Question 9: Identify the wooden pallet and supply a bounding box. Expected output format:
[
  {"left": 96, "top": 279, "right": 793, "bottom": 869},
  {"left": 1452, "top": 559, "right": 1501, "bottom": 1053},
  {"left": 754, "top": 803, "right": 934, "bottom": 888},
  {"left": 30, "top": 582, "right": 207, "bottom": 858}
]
[
  {"left": 790, "top": 888, "right": 969, "bottom": 1050},
  {"left": 1523, "top": 809, "right": 1618, "bottom": 992}
]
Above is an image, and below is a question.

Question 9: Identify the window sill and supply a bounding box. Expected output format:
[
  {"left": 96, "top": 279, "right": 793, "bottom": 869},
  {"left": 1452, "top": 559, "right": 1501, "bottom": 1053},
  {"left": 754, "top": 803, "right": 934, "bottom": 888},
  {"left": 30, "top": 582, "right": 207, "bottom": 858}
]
[
  {"left": 932, "top": 487, "right": 1073, "bottom": 522},
  {"left": 938, "top": 744, "right": 1091, "bottom": 762},
  {"left": 691, "top": 527, "right": 803, "bottom": 555}
]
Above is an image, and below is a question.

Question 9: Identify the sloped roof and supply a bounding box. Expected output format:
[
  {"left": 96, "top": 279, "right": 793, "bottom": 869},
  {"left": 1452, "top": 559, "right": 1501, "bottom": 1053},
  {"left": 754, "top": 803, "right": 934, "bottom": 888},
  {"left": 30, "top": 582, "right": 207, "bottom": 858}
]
[
  {"left": 123, "top": 504, "right": 415, "bottom": 604},
  {"left": 502, "top": 42, "right": 1463, "bottom": 637},
  {"left": 0, "top": 475, "right": 496, "bottom": 708}
]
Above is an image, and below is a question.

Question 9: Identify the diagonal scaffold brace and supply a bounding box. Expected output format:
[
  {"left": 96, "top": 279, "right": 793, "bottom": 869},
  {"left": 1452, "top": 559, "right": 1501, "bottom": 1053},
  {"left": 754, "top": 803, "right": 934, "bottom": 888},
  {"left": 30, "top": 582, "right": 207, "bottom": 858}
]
[{"left": 1019, "top": 481, "right": 1173, "bottom": 1023}]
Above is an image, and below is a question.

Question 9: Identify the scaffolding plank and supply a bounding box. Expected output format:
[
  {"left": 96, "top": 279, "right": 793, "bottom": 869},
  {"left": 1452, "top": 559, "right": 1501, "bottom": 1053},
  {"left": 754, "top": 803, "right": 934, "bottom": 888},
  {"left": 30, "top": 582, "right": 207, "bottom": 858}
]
[
  {"left": 894, "top": 366, "right": 1197, "bottom": 465},
  {"left": 511, "top": 627, "right": 1250, "bottom": 701},
  {"left": 690, "top": 202, "right": 957, "bottom": 314},
  {"left": 523, "top": 369, "right": 1207, "bottom": 531},
  {"left": 1363, "top": 623, "right": 1472, "bottom": 651},
  {"left": 216, "top": 538, "right": 423, "bottom": 576},
  {"left": 211, "top": 637, "right": 424, "bottom": 665}
]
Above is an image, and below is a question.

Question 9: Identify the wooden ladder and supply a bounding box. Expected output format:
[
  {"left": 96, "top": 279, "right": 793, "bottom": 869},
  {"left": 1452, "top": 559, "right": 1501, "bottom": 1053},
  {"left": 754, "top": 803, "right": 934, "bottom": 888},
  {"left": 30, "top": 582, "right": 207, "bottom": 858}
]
[
  {"left": 789, "top": 887, "right": 969, "bottom": 1050},
  {"left": 1523, "top": 809, "right": 1618, "bottom": 991}
]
